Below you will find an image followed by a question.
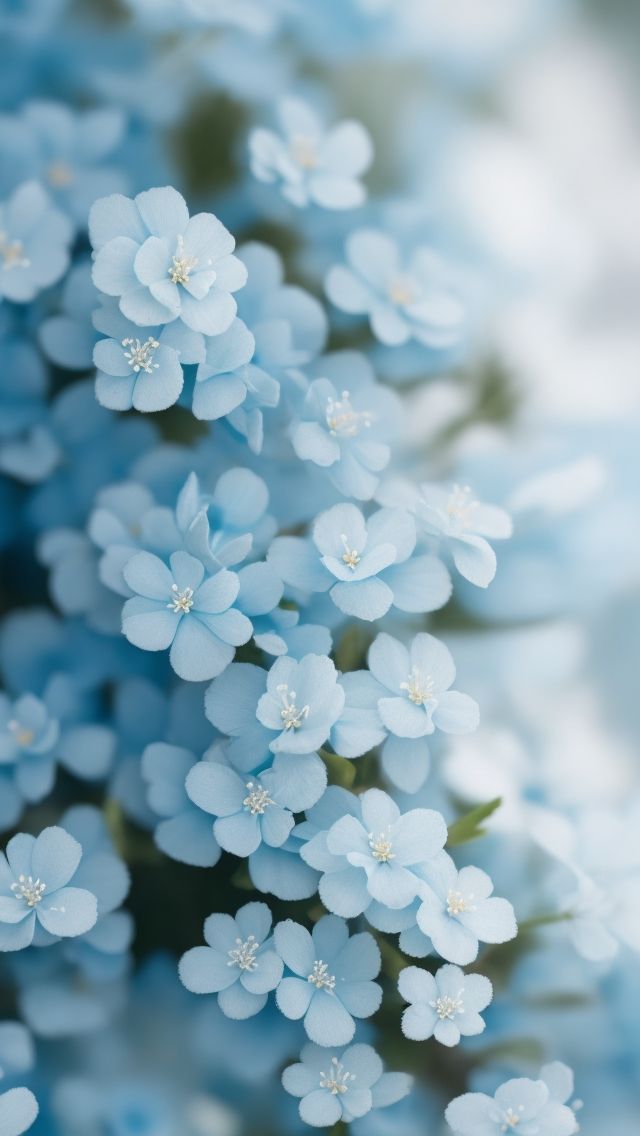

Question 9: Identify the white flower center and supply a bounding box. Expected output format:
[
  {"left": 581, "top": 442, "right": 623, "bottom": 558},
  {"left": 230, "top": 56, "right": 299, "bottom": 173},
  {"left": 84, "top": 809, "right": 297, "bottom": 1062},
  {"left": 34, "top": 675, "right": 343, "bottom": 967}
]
[
  {"left": 227, "top": 934, "right": 259, "bottom": 971},
  {"left": 400, "top": 666, "right": 435, "bottom": 706},
  {"left": 326, "top": 389, "right": 372, "bottom": 438},
  {"left": 446, "top": 484, "right": 478, "bottom": 530},
  {"left": 7, "top": 719, "right": 35, "bottom": 747},
  {"left": 319, "top": 1057, "right": 355, "bottom": 1095},
  {"left": 169, "top": 234, "right": 199, "bottom": 285},
  {"left": 368, "top": 829, "right": 395, "bottom": 862},
  {"left": 167, "top": 584, "right": 194, "bottom": 614},
  {"left": 47, "top": 161, "right": 74, "bottom": 188},
  {"left": 289, "top": 134, "right": 319, "bottom": 170},
  {"left": 388, "top": 274, "right": 416, "bottom": 306},
  {"left": 500, "top": 1106, "right": 525, "bottom": 1130},
  {"left": 340, "top": 534, "right": 361, "bottom": 570},
  {"left": 11, "top": 874, "right": 46, "bottom": 908},
  {"left": 431, "top": 991, "right": 465, "bottom": 1020},
  {"left": 307, "top": 959, "right": 336, "bottom": 992},
  {"left": 243, "top": 781, "right": 274, "bottom": 815},
  {"left": 276, "top": 684, "right": 310, "bottom": 730},
  {"left": 446, "top": 889, "right": 476, "bottom": 917},
  {"left": 122, "top": 336, "right": 160, "bottom": 374},
  {"left": 0, "top": 232, "right": 30, "bottom": 271}
]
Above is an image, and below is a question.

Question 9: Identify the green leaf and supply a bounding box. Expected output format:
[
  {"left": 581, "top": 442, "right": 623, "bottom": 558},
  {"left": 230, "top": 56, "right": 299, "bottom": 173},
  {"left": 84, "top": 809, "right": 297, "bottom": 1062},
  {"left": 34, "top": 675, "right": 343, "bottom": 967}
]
[
  {"left": 320, "top": 750, "right": 357, "bottom": 789},
  {"left": 447, "top": 797, "right": 502, "bottom": 846}
]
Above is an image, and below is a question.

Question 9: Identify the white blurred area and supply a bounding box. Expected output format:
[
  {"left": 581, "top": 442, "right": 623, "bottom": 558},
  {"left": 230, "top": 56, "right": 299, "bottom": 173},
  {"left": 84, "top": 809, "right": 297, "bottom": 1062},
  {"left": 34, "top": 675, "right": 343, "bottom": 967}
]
[{"left": 437, "top": 18, "right": 640, "bottom": 423}]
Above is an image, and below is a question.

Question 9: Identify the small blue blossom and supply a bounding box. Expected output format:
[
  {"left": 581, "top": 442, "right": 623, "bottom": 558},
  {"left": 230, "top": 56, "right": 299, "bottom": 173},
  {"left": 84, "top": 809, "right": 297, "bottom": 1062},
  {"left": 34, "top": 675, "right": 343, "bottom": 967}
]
[
  {"left": 179, "top": 901, "right": 283, "bottom": 1020},
  {"left": 121, "top": 549, "right": 253, "bottom": 682},
  {"left": 289, "top": 356, "right": 401, "bottom": 501},
  {"left": 257, "top": 652, "right": 345, "bottom": 754},
  {"left": 325, "top": 229, "right": 464, "bottom": 348},
  {"left": 378, "top": 479, "right": 513, "bottom": 588},
  {"left": 309, "top": 788, "right": 447, "bottom": 917},
  {"left": 142, "top": 742, "right": 222, "bottom": 867},
  {"left": 0, "top": 826, "right": 98, "bottom": 952},
  {"left": 445, "top": 1071, "right": 579, "bottom": 1136},
  {"left": 92, "top": 298, "right": 187, "bottom": 413},
  {"left": 0, "top": 1021, "right": 37, "bottom": 1132},
  {"left": 90, "top": 186, "right": 247, "bottom": 334},
  {"left": 360, "top": 631, "right": 479, "bottom": 792},
  {"left": 192, "top": 317, "right": 279, "bottom": 452},
  {"left": 416, "top": 851, "right": 517, "bottom": 965},
  {"left": 283, "top": 1042, "right": 412, "bottom": 1128},
  {"left": 274, "top": 914, "right": 381, "bottom": 1045},
  {"left": 174, "top": 469, "right": 275, "bottom": 571},
  {"left": 0, "top": 181, "right": 72, "bottom": 303},
  {"left": 185, "top": 758, "right": 294, "bottom": 857},
  {"left": 398, "top": 963, "right": 492, "bottom": 1046},
  {"left": 250, "top": 96, "right": 372, "bottom": 210},
  {"left": 268, "top": 502, "right": 451, "bottom": 622},
  {"left": 0, "top": 692, "right": 59, "bottom": 798},
  {"left": 0, "top": 100, "right": 127, "bottom": 228}
]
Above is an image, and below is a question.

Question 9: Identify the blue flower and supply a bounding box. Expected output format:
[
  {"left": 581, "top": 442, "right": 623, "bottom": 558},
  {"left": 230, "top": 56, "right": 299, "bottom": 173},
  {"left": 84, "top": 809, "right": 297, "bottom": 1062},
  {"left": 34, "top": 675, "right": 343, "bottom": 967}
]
[
  {"left": 256, "top": 653, "right": 345, "bottom": 754},
  {"left": 142, "top": 742, "right": 222, "bottom": 867},
  {"left": 174, "top": 469, "right": 275, "bottom": 572},
  {"left": 445, "top": 1073, "right": 579, "bottom": 1136},
  {"left": 268, "top": 502, "right": 451, "bottom": 621},
  {"left": 321, "top": 789, "right": 447, "bottom": 915},
  {"left": 283, "top": 1042, "right": 412, "bottom": 1128},
  {"left": 361, "top": 631, "right": 479, "bottom": 792},
  {"left": 179, "top": 901, "right": 283, "bottom": 1020},
  {"left": 398, "top": 963, "right": 492, "bottom": 1046},
  {"left": 192, "top": 317, "right": 279, "bottom": 453},
  {"left": 205, "top": 658, "right": 332, "bottom": 811},
  {"left": 0, "top": 826, "right": 98, "bottom": 951},
  {"left": 416, "top": 851, "right": 517, "bottom": 965},
  {"left": 0, "top": 181, "right": 72, "bottom": 303},
  {"left": 0, "top": 692, "right": 59, "bottom": 803},
  {"left": 289, "top": 356, "right": 401, "bottom": 501},
  {"left": 185, "top": 758, "right": 294, "bottom": 857},
  {"left": 0, "top": 101, "right": 127, "bottom": 229},
  {"left": 274, "top": 914, "right": 381, "bottom": 1045},
  {"left": 92, "top": 299, "right": 187, "bottom": 413},
  {"left": 0, "top": 1022, "right": 37, "bottom": 1135},
  {"left": 249, "top": 96, "right": 372, "bottom": 210},
  {"left": 90, "top": 186, "right": 247, "bottom": 334},
  {"left": 326, "top": 229, "right": 464, "bottom": 348},
  {"left": 379, "top": 479, "right": 513, "bottom": 588},
  {"left": 122, "top": 549, "right": 253, "bottom": 682}
]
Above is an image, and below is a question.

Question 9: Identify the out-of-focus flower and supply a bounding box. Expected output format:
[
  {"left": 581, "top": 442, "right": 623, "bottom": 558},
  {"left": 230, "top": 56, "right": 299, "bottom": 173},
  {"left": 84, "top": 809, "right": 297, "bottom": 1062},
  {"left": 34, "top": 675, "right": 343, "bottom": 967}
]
[
  {"left": 250, "top": 96, "right": 372, "bottom": 209},
  {"left": 0, "top": 181, "right": 71, "bottom": 303},
  {"left": 326, "top": 229, "right": 464, "bottom": 347}
]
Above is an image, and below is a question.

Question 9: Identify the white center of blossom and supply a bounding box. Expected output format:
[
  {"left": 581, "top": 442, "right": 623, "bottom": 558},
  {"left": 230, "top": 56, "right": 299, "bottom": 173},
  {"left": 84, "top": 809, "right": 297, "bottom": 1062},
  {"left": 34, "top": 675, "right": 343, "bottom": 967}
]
[
  {"left": 0, "top": 232, "right": 30, "bottom": 271},
  {"left": 388, "top": 274, "right": 416, "bottom": 306},
  {"left": 47, "top": 161, "right": 74, "bottom": 188},
  {"left": 368, "top": 829, "right": 395, "bottom": 862},
  {"left": 276, "top": 684, "right": 310, "bottom": 730},
  {"left": 169, "top": 235, "right": 199, "bottom": 285},
  {"left": 500, "top": 1106, "right": 525, "bottom": 1130},
  {"left": 446, "top": 484, "right": 478, "bottom": 530},
  {"left": 167, "top": 584, "right": 194, "bottom": 614},
  {"left": 446, "top": 889, "right": 476, "bottom": 917},
  {"left": 400, "top": 666, "right": 435, "bottom": 706},
  {"left": 319, "top": 1057, "right": 355, "bottom": 1095},
  {"left": 122, "top": 336, "right": 160, "bottom": 374},
  {"left": 340, "top": 534, "right": 361, "bottom": 570},
  {"left": 431, "top": 991, "right": 465, "bottom": 1020},
  {"left": 326, "top": 390, "right": 372, "bottom": 438},
  {"left": 7, "top": 719, "right": 35, "bottom": 747},
  {"left": 243, "top": 781, "right": 275, "bottom": 815},
  {"left": 227, "top": 935, "right": 260, "bottom": 971},
  {"left": 307, "top": 960, "right": 336, "bottom": 992},
  {"left": 11, "top": 874, "right": 46, "bottom": 908},
  {"left": 289, "top": 134, "right": 319, "bottom": 170}
]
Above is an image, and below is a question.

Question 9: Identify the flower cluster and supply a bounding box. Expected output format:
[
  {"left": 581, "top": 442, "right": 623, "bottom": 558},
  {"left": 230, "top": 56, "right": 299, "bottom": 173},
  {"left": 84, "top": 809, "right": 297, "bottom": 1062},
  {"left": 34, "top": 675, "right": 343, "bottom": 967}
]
[{"left": 2, "top": 1, "right": 637, "bottom": 1134}]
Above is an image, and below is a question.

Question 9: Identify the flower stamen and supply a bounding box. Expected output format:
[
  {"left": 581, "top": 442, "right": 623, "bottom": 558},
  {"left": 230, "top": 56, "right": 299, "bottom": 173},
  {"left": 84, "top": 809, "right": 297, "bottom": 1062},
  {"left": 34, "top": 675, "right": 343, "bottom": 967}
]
[
  {"left": 122, "top": 336, "right": 160, "bottom": 374},
  {"left": 400, "top": 666, "right": 435, "bottom": 706},
  {"left": 340, "top": 533, "right": 360, "bottom": 570},
  {"left": 243, "top": 781, "right": 275, "bottom": 815},
  {"left": 169, "top": 234, "right": 199, "bottom": 285},
  {"left": 11, "top": 874, "right": 46, "bottom": 908},
  {"left": 276, "top": 684, "right": 310, "bottom": 730},
  {"left": 227, "top": 935, "right": 259, "bottom": 971},
  {"left": 0, "top": 231, "right": 30, "bottom": 271},
  {"left": 167, "top": 584, "right": 194, "bottom": 614},
  {"left": 368, "top": 829, "right": 395, "bottom": 862},
  {"left": 307, "top": 960, "right": 336, "bottom": 992},
  {"left": 326, "top": 390, "right": 372, "bottom": 438},
  {"left": 319, "top": 1057, "right": 355, "bottom": 1095}
]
